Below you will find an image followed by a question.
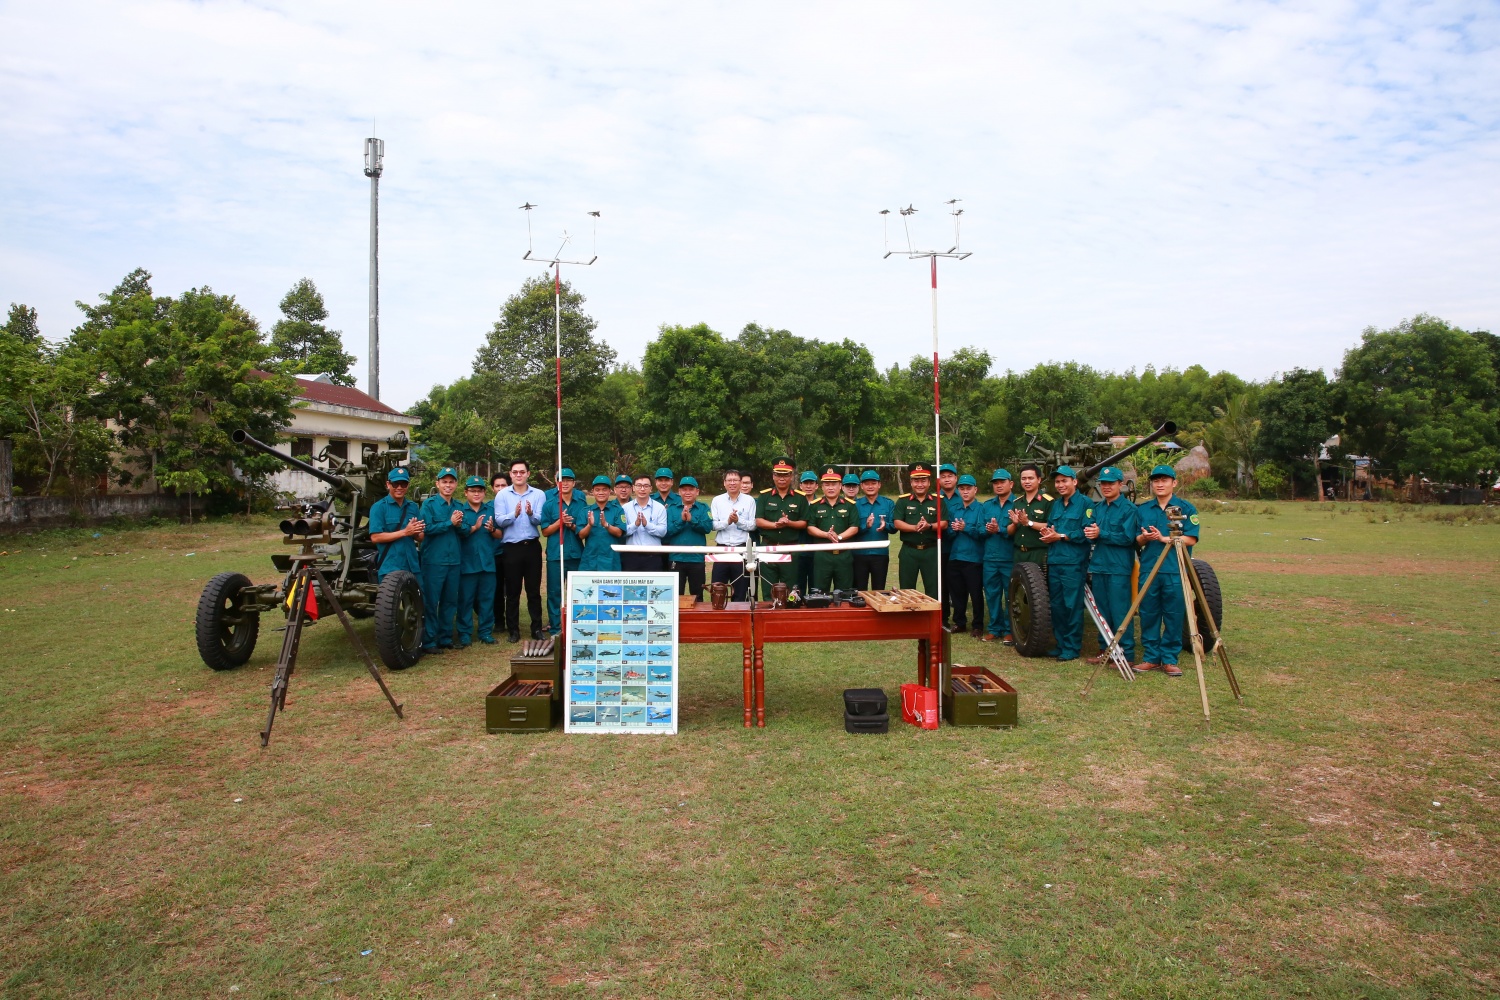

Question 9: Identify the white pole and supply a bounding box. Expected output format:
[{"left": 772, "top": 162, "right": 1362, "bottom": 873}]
[{"left": 555, "top": 262, "right": 565, "bottom": 565}]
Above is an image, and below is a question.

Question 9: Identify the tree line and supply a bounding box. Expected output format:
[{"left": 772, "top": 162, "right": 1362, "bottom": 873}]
[
  {"left": 4, "top": 268, "right": 1496, "bottom": 510},
  {"left": 413, "top": 275, "right": 1500, "bottom": 497}
]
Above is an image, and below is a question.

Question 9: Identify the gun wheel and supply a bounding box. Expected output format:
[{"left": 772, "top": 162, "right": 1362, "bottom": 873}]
[
  {"left": 196, "top": 572, "right": 260, "bottom": 670},
  {"left": 1008, "top": 561, "right": 1053, "bottom": 657},
  {"left": 1183, "top": 558, "right": 1223, "bottom": 651},
  {"left": 375, "top": 570, "right": 424, "bottom": 670}
]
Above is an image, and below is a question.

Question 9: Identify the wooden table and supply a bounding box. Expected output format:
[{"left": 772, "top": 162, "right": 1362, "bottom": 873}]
[{"left": 678, "top": 601, "right": 947, "bottom": 727}]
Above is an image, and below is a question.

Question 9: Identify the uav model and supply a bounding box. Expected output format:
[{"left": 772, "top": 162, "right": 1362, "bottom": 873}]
[{"left": 614, "top": 537, "right": 890, "bottom": 598}]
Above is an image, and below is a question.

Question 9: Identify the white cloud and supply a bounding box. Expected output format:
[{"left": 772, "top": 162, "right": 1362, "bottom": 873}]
[{"left": 1, "top": 0, "right": 1496, "bottom": 408}]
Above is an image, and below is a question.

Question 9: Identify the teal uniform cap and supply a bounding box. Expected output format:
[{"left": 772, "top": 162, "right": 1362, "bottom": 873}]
[
  {"left": 591, "top": 475, "right": 612, "bottom": 487},
  {"left": 1097, "top": 466, "right": 1125, "bottom": 483},
  {"left": 436, "top": 467, "right": 459, "bottom": 480},
  {"left": 654, "top": 467, "right": 673, "bottom": 479},
  {"left": 679, "top": 475, "right": 699, "bottom": 488},
  {"left": 956, "top": 474, "right": 977, "bottom": 487},
  {"left": 1053, "top": 465, "right": 1078, "bottom": 478},
  {"left": 990, "top": 468, "right": 1012, "bottom": 482},
  {"left": 860, "top": 469, "right": 881, "bottom": 482},
  {"left": 464, "top": 475, "right": 486, "bottom": 488},
  {"left": 1149, "top": 464, "right": 1177, "bottom": 479},
  {"left": 558, "top": 467, "right": 576, "bottom": 480},
  {"left": 938, "top": 463, "right": 957, "bottom": 475},
  {"left": 615, "top": 474, "right": 633, "bottom": 485},
  {"left": 387, "top": 467, "right": 410, "bottom": 483},
  {"left": 842, "top": 473, "right": 859, "bottom": 486},
  {"left": 800, "top": 470, "right": 818, "bottom": 483}
]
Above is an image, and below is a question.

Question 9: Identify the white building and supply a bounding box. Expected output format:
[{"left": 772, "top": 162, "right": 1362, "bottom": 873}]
[{"left": 271, "top": 375, "right": 420, "bottom": 499}]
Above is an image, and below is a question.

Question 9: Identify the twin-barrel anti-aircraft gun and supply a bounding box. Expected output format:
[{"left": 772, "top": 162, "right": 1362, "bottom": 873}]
[{"left": 194, "top": 429, "right": 426, "bottom": 682}]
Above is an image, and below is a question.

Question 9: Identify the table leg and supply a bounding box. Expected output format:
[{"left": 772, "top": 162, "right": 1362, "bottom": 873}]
[
  {"left": 918, "top": 638, "right": 929, "bottom": 686},
  {"left": 754, "top": 644, "right": 765, "bottom": 728},
  {"left": 741, "top": 642, "right": 753, "bottom": 728}
]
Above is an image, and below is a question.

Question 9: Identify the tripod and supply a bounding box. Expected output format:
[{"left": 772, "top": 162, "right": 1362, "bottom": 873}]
[
  {"left": 1082, "top": 507, "right": 1241, "bottom": 721},
  {"left": 262, "top": 548, "right": 405, "bottom": 746}
]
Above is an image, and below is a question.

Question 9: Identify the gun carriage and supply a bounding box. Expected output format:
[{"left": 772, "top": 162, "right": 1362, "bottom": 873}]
[
  {"left": 194, "top": 429, "right": 425, "bottom": 675},
  {"left": 1004, "top": 421, "right": 1226, "bottom": 658}
]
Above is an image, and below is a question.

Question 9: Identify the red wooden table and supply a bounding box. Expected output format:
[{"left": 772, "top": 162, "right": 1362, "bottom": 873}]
[{"left": 678, "top": 601, "right": 946, "bottom": 727}]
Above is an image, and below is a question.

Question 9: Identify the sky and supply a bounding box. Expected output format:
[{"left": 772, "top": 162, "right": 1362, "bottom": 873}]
[{"left": 2, "top": 1, "right": 1497, "bottom": 411}]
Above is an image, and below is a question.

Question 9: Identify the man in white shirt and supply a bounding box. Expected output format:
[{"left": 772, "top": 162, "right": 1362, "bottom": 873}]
[
  {"left": 619, "top": 474, "right": 668, "bottom": 573},
  {"left": 493, "top": 459, "right": 547, "bottom": 641},
  {"left": 710, "top": 468, "right": 757, "bottom": 601}
]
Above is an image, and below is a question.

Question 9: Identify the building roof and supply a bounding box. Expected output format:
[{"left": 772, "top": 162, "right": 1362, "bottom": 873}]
[{"left": 293, "top": 376, "right": 404, "bottom": 415}]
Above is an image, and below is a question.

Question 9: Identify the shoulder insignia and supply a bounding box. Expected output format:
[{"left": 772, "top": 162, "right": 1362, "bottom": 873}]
[
  {"left": 1042, "top": 493, "right": 1054, "bottom": 501},
  {"left": 1189, "top": 514, "right": 1200, "bottom": 525},
  {"left": 759, "top": 487, "right": 772, "bottom": 494},
  {"left": 898, "top": 493, "right": 911, "bottom": 499},
  {"left": 1086, "top": 508, "right": 1093, "bottom": 517}
]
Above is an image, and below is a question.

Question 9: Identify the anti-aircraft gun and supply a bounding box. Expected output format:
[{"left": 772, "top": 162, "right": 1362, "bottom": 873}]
[
  {"left": 1004, "top": 420, "right": 1224, "bottom": 662},
  {"left": 1021, "top": 420, "right": 1181, "bottom": 502},
  {"left": 194, "top": 429, "right": 425, "bottom": 682}
]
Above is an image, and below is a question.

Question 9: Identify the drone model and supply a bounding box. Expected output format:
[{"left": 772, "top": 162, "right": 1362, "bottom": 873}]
[{"left": 615, "top": 537, "right": 890, "bottom": 597}]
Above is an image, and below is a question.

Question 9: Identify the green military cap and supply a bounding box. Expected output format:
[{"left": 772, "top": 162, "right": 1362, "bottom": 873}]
[
  {"left": 938, "top": 463, "right": 957, "bottom": 475},
  {"left": 557, "top": 467, "right": 576, "bottom": 480},
  {"left": 615, "top": 474, "right": 633, "bottom": 484},
  {"left": 1097, "top": 466, "right": 1125, "bottom": 483},
  {"left": 679, "top": 475, "right": 699, "bottom": 488},
  {"left": 464, "top": 475, "right": 486, "bottom": 488},
  {"left": 820, "top": 466, "right": 842, "bottom": 482},
  {"left": 957, "top": 474, "right": 977, "bottom": 487},
  {"left": 386, "top": 467, "right": 410, "bottom": 483},
  {"left": 772, "top": 456, "right": 796, "bottom": 473},
  {"left": 591, "top": 475, "right": 612, "bottom": 487},
  {"left": 909, "top": 461, "right": 933, "bottom": 478},
  {"left": 436, "top": 467, "right": 459, "bottom": 480},
  {"left": 800, "top": 470, "right": 818, "bottom": 483},
  {"left": 860, "top": 469, "right": 882, "bottom": 482},
  {"left": 1053, "top": 465, "right": 1078, "bottom": 478},
  {"left": 1149, "top": 464, "right": 1177, "bottom": 479},
  {"left": 990, "top": 468, "right": 1012, "bottom": 482},
  {"left": 842, "top": 473, "right": 859, "bottom": 486},
  {"left": 654, "top": 467, "right": 673, "bottom": 479}
]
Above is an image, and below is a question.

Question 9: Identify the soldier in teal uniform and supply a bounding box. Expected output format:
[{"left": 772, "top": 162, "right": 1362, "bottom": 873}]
[
  {"left": 653, "top": 467, "right": 682, "bottom": 571},
  {"left": 579, "top": 475, "right": 624, "bottom": 572},
  {"left": 806, "top": 466, "right": 858, "bottom": 591},
  {"left": 455, "top": 476, "right": 499, "bottom": 647},
  {"left": 796, "top": 470, "right": 819, "bottom": 594},
  {"left": 664, "top": 475, "right": 713, "bottom": 598},
  {"left": 853, "top": 469, "right": 895, "bottom": 590},
  {"left": 609, "top": 474, "right": 634, "bottom": 564},
  {"left": 541, "top": 469, "right": 586, "bottom": 636},
  {"left": 980, "top": 469, "right": 1016, "bottom": 644},
  {"left": 419, "top": 467, "right": 465, "bottom": 653},
  {"left": 947, "top": 474, "right": 987, "bottom": 636},
  {"left": 937, "top": 463, "right": 959, "bottom": 627},
  {"left": 1084, "top": 466, "right": 1138, "bottom": 665},
  {"left": 366, "top": 466, "right": 424, "bottom": 581},
  {"left": 1038, "top": 465, "right": 1094, "bottom": 661},
  {"left": 1135, "top": 464, "right": 1199, "bottom": 676}
]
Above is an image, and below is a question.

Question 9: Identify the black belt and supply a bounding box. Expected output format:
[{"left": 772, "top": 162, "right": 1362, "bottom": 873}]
[
  {"left": 503, "top": 538, "right": 540, "bottom": 547},
  {"left": 906, "top": 542, "right": 936, "bottom": 550},
  {"left": 1016, "top": 544, "right": 1042, "bottom": 552}
]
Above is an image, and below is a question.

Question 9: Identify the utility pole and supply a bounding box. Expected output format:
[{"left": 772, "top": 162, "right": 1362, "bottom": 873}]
[{"left": 364, "top": 136, "right": 385, "bottom": 400}]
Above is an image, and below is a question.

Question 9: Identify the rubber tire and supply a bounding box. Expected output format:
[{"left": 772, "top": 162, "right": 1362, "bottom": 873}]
[
  {"left": 1008, "top": 561, "right": 1053, "bottom": 657},
  {"left": 374, "top": 570, "right": 425, "bottom": 670},
  {"left": 1182, "top": 558, "right": 1224, "bottom": 650},
  {"left": 196, "top": 571, "right": 259, "bottom": 671}
]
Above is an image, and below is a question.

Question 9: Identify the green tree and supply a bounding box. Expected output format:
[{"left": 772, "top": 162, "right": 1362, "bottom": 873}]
[
  {"left": 1200, "top": 392, "right": 1261, "bottom": 494},
  {"left": 1259, "top": 369, "right": 1336, "bottom": 498},
  {"left": 994, "top": 362, "right": 1103, "bottom": 458},
  {"left": 3, "top": 303, "right": 40, "bottom": 343},
  {"left": 71, "top": 269, "right": 297, "bottom": 514},
  {"left": 471, "top": 274, "right": 617, "bottom": 477},
  {"left": 0, "top": 318, "right": 111, "bottom": 495},
  {"left": 269, "top": 278, "right": 358, "bottom": 386},
  {"left": 1336, "top": 315, "right": 1500, "bottom": 482}
]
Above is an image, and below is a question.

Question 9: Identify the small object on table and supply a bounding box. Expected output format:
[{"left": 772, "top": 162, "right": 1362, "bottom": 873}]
[{"left": 710, "top": 581, "right": 729, "bottom": 610}]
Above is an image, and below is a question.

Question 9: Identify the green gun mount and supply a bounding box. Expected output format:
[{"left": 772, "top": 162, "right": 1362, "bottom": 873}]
[
  {"left": 194, "top": 429, "right": 425, "bottom": 678},
  {"left": 1018, "top": 420, "right": 1178, "bottom": 502}
]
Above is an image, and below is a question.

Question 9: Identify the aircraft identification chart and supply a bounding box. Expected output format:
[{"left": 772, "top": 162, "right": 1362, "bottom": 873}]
[{"left": 564, "top": 573, "right": 680, "bottom": 735}]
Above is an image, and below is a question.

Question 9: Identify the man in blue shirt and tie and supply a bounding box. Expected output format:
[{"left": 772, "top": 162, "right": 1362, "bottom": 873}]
[{"left": 494, "top": 459, "right": 547, "bottom": 642}]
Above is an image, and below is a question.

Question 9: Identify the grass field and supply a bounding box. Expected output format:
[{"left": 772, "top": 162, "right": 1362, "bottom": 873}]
[{"left": 1, "top": 502, "right": 1497, "bottom": 998}]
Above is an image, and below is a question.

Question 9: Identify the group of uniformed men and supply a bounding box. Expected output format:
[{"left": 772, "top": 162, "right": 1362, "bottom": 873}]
[{"left": 363, "top": 454, "right": 1200, "bottom": 674}]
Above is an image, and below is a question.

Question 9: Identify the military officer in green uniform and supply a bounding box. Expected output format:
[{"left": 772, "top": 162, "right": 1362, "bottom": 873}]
[
  {"left": 1007, "top": 462, "right": 1052, "bottom": 568},
  {"left": 755, "top": 456, "right": 809, "bottom": 598},
  {"left": 807, "top": 466, "right": 858, "bottom": 591},
  {"left": 893, "top": 461, "right": 946, "bottom": 597},
  {"left": 419, "top": 467, "right": 465, "bottom": 653}
]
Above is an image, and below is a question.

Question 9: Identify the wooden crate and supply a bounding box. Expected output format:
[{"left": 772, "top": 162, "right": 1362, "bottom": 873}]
[{"left": 859, "top": 589, "right": 941, "bottom": 613}]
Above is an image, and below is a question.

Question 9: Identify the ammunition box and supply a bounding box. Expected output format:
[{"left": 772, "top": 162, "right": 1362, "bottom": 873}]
[
  {"left": 510, "top": 642, "right": 561, "bottom": 704},
  {"left": 943, "top": 665, "right": 1018, "bottom": 728},
  {"left": 485, "top": 676, "right": 558, "bottom": 733}
]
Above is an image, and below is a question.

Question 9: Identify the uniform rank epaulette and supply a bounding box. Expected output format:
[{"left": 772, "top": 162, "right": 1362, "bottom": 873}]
[
  {"left": 1042, "top": 493, "right": 1054, "bottom": 501},
  {"left": 759, "top": 487, "right": 772, "bottom": 494},
  {"left": 898, "top": 493, "right": 911, "bottom": 499}
]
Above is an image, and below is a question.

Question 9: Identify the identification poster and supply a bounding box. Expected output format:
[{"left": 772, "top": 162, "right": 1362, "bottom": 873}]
[{"left": 564, "top": 572, "right": 680, "bottom": 734}]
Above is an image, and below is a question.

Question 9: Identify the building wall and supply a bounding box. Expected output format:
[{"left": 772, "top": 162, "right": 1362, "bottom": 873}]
[{"left": 271, "top": 402, "right": 420, "bottom": 500}]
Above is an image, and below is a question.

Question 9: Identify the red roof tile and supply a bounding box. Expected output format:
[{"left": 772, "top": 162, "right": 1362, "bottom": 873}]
[{"left": 292, "top": 377, "right": 404, "bottom": 415}]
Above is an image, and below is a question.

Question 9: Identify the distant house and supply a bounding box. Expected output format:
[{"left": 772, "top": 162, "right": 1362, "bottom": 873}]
[{"left": 270, "top": 375, "right": 420, "bottom": 499}]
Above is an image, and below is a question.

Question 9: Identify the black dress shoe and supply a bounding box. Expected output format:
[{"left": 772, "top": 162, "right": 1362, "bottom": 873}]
[
  {"left": 530, "top": 626, "right": 545, "bottom": 641},
  {"left": 508, "top": 630, "right": 521, "bottom": 643}
]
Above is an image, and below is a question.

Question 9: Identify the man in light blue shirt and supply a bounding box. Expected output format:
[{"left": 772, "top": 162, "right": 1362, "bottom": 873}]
[
  {"left": 618, "top": 474, "right": 668, "bottom": 573},
  {"left": 494, "top": 459, "right": 547, "bottom": 642}
]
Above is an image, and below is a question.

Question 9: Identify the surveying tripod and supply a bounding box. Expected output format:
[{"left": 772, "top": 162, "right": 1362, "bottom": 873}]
[
  {"left": 262, "top": 545, "right": 404, "bottom": 747},
  {"left": 1082, "top": 505, "right": 1242, "bottom": 721}
]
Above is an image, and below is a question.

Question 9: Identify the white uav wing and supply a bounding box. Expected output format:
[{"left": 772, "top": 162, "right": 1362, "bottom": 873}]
[{"left": 614, "top": 539, "right": 890, "bottom": 564}]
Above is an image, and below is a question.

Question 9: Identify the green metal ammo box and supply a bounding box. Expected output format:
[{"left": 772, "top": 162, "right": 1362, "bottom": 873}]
[
  {"left": 943, "top": 664, "right": 1018, "bottom": 728},
  {"left": 510, "top": 637, "right": 561, "bottom": 708},
  {"left": 485, "top": 676, "right": 557, "bottom": 733}
]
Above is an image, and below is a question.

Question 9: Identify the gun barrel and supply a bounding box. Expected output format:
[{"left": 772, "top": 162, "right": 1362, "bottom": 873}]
[
  {"left": 1079, "top": 421, "right": 1177, "bottom": 483},
  {"left": 233, "top": 429, "right": 357, "bottom": 497}
]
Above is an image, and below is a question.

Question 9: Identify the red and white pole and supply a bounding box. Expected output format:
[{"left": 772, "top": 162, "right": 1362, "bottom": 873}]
[{"left": 930, "top": 255, "right": 943, "bottom": 718}]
